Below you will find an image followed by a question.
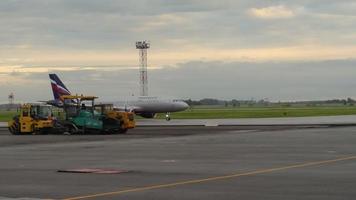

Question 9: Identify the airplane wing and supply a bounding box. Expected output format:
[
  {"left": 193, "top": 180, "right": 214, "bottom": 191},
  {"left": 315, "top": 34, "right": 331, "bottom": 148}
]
[
  {"left": 38, "top": 100, "right": 63, "bottom": 107},
  {"left": 114, "top": 105, "right": 142, "bottom": 113}
]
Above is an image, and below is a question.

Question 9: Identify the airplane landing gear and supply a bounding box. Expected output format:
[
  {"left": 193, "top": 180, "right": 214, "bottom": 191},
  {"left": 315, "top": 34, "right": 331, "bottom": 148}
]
[{"left": 165, "top": 112, "right": 171, "bottom": 121}]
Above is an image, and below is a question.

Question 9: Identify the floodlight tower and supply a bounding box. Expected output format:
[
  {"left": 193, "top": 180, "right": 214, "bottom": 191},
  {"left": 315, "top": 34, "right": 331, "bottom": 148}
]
[
  {"left": 136, "top": 41, "right": 150, "bottom": 96},
  {"left": 8, "top": 92, "right": 14, "bottom": 111}
]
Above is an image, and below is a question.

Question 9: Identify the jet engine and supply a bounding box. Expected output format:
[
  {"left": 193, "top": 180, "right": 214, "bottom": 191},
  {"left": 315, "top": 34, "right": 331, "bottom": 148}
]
[{"left": 138, "top": 112, "right": 157, "bottom": 118}]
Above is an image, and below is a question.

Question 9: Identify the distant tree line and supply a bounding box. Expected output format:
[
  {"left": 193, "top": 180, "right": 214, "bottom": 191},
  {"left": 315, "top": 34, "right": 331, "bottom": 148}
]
[
  {"left": 184, "top": 98, "right": 267, "bottom": 107},
  {"left": 301, "top": 98, "right": 356, "bottom": 106},
  {"left": 0, "top": 103, "right": 21, "bottom": 111},
  {"left": 184, "top": 98, "right": 356, "bottom": 107}
]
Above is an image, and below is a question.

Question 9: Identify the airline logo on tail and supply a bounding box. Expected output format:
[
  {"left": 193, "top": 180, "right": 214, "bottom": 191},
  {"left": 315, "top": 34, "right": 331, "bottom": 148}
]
[{"left": 49, "top": 74, "right": 71, "bottom": 102}]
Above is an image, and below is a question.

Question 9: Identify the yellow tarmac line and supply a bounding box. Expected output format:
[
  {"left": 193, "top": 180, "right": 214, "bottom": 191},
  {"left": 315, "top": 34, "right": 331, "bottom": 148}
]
[{"left": 62, "top": 155, "right": 356, "bottom": 200}]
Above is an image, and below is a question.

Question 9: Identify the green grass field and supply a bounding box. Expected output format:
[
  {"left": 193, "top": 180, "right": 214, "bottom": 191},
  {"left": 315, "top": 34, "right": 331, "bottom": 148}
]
[
  {"left": 0, "top": 111, "right": 18, "bottom": 122},
  {"left": 156, "top": 106, "right": 356, "bottom": 119},
  {"left": 2, "top": 106, "right": 356, "bottom": 122}
]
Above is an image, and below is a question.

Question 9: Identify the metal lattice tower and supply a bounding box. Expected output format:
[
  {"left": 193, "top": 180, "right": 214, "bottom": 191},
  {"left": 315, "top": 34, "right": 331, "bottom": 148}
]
[
  {"left": 136, "top": 41, "right": 150, "bottom": 96},
  {"left": 8, "top": 92, "right": 14, "bottom": 110}
]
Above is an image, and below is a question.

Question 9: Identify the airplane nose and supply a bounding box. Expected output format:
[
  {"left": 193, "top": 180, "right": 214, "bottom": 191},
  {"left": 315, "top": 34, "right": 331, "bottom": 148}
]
[
  {"left": 180, "top": 101, "right": 189, "bottom": 110},
  {"left": 172, "top": 101, "right": 189, "bottom": 111}
]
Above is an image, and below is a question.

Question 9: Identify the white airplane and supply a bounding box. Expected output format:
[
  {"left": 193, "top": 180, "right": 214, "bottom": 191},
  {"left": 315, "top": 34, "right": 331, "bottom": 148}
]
[
  {"left": 49, "top": 74, "right": 189, "bottom": 120},
  {"left": 113, "top": 96, "right": 189, "bottom": 120}
]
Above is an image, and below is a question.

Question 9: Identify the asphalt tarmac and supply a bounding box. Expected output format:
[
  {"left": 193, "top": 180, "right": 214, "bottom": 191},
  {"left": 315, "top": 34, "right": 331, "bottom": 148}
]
[
  {"left": 0, "top": 125, "right": 355, "bottom": 200},
  {"left": 2, "top": 115, "right": 356, "bottom": 128},
  {"left": 137, "top": 115, "right": 356, "bottom": 126}
]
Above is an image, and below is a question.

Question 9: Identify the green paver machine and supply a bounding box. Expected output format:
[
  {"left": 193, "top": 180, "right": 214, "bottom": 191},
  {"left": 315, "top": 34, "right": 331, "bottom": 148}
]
[{"left": 59, "top": 95, "right": 127, "bottom": 134}]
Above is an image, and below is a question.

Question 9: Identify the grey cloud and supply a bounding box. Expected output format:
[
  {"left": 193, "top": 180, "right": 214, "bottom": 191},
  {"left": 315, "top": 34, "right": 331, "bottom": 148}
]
[
  {"left": 1, "top": 0, "right": 356, "bottom": 103},
  {"left": 2, "top": 59, "right": 356, "bottom": 103},
  {"left": 150, "top": 60, "right": 356, "bottom": 100},
  {"left": 1, "top": 0, "right": 356, "bottom": 50}
]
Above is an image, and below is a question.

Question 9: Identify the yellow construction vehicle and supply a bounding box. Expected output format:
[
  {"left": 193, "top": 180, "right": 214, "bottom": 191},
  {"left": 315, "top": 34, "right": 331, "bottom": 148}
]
[
  {"left": 8, "top": 104, "right": 54, "bottom": 135},
  {"left": 94, "top": 103, "right": 136, "bottom": 134},
  {"left": 56, "top": 95, "right": 135, "bottom": 134}
]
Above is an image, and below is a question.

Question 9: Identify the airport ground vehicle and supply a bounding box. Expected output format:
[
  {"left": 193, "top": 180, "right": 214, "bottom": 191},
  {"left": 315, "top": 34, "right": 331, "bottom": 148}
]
[
  {"left": 60, "top": 95, "right": 135, "bottom": 134},
  {"left": 8, "top": 104, "right": 54, "bottom": 135},
  {"left": 94, "top": 104, "right": 135, "bottom": 133}
]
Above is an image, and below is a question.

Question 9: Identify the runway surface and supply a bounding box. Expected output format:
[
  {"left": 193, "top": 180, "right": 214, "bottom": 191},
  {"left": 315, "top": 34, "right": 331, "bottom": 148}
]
[
  {"left": 0, "top": 122, "right": 5, "bottom": 127},
  {"left": 137, "top": 115, "right": 356, "bottom": 126},
  {"left": 2, "top": 115, "right": 356, "bottom": 128},
  {"left": 0, "top": 125, "right": 355, "bottom": 200}
]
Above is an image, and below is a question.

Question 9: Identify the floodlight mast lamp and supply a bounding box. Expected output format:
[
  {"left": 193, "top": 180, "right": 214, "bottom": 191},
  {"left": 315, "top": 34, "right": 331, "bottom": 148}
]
[
  {"left": 8, "top": 93, "right": 14, "bottom": 105},
  {"left": 8, "top": 92, "right": 14, "bottom": 111},
  {"left": 136, "top": 41, "right": 150, "bottom": 96}
]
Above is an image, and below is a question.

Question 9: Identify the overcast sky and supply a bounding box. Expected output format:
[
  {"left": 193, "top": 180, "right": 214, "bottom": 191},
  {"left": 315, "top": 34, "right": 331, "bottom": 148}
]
[{"left": 1, "top": 0, "right": 356, "bottom": 102}]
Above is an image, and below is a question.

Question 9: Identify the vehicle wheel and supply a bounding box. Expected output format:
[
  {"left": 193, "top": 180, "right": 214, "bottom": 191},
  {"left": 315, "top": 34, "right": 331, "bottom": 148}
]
[
  {"left": 118, "top": 128, "right": 128, "bottom": 134},
  {"left": 9, "top": 120, "right": 20, "bottom": 135},
  {"left": 31, "top": 124, "right": 39, "bottom": 135},
  {"left": 40, "top": 128, "right": 50, "bottom": 135},
  {"left": 63, "top": 124, "right": 75, "bottom": 135},
  {"left": 106, "top": 129, "right": 116, "bottom": 135},
  {"left": 53, "top": 122, "right": 67, "bottom": 134},
  {"left": 165, "top": 113, "right": 171, "bottom": 121},
  {"left": 68, "top": 125, "right": 75, "bottom": 134}
]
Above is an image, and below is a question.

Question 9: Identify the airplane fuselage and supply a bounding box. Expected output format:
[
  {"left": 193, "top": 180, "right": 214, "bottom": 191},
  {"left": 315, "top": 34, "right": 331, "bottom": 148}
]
[{"left": 113, "top": 96, "right": 189, "bottom": 113}]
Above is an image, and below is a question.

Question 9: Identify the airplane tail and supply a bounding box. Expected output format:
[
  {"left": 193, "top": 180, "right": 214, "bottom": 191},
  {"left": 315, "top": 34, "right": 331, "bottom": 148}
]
[{"left": 49, "top": 74, "right": 71, "bottom": 102}]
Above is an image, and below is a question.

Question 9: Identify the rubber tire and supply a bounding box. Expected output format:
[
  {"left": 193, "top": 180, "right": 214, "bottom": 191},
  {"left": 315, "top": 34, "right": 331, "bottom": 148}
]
[
  {"left": 66, "top": 125, "right": 74, "bottom": 135},
  {"left": 9, "top": 121, "right": 20, "bottom": 135},
  {"left": 118, "top": 128, "right": 128, "bottom": 134},
  {"left": 31, "top": 124, "right": 38, "bottom": 135}
]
